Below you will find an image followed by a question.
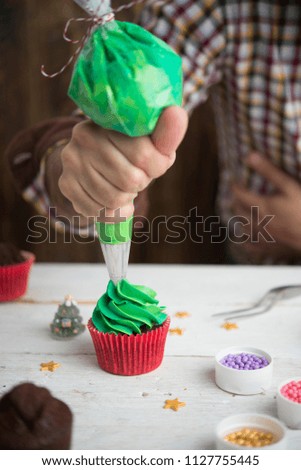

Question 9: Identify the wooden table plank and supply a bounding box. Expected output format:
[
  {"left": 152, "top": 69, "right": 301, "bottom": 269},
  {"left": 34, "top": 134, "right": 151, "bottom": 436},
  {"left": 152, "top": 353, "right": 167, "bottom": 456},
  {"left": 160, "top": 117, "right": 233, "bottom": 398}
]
[
  {"left": 1, "top": 264, "right": 301, "bottom": 449},
  {"left": 1, "top": 354, "right": 301, "bottom": 449}
]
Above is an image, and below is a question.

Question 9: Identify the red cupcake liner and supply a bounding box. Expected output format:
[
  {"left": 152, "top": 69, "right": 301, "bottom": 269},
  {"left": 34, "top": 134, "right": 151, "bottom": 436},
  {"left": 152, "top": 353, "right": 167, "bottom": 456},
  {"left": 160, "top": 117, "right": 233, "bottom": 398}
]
[
  {"left": 88, "top": 316, "right": 170, "bottom": 376},
  {"left": 0, "top": 251, "right": 35, "bottom": 302}
]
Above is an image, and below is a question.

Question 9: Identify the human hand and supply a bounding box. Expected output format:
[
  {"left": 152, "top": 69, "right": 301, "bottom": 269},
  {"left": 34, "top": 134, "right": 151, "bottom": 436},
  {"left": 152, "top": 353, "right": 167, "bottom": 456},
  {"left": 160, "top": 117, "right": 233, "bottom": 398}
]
[
  {"left": 232, "top": 152, "right": 301, "bottom": 261},
  {"left": 58, "top": 106, "right": 188, "bottom": 222}
]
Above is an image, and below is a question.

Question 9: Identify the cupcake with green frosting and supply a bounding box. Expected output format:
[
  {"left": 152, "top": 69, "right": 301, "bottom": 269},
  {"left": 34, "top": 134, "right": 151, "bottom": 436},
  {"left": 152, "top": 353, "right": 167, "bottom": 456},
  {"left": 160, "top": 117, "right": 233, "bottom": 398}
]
[{"left": 88, "top": 279, "right": 170, "bottom": 375}]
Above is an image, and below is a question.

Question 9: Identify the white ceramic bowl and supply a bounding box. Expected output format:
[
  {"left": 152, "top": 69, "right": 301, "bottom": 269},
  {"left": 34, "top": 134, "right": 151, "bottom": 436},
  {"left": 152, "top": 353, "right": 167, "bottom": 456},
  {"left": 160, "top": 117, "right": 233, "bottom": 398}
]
[
  {"left": 215, "top": 413, "right": 288, "bottom": 450},
  {"left": 215, "top": 346, "right": 273, "bottom": 395},
  {"left": 277, "top": 377, "right": 301, "bottom": 429}
]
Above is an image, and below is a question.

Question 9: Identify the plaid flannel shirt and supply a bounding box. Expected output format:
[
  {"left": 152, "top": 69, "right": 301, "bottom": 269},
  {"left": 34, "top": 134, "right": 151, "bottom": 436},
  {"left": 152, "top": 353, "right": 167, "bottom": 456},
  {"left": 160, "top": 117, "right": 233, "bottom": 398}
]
[
  {"left": 141, "top": 0, "right": 301, "bottom": 226},
  {"left": 22, "top": 0, "right": 301, "bottom": 253}
]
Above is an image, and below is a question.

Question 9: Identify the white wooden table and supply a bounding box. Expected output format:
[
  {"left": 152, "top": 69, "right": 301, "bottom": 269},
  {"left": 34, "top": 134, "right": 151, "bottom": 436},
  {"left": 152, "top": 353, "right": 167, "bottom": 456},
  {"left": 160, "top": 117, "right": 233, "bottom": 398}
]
[{"left": 1, "top": 264, "right": 301, "bottom": 450}]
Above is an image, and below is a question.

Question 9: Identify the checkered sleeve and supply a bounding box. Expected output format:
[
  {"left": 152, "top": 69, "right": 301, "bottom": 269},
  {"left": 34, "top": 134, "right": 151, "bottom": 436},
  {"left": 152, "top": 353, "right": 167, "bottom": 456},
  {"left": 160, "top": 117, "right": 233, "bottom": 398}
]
[{"left": 139, "top": 0, "right": 226, "bottom": 112}]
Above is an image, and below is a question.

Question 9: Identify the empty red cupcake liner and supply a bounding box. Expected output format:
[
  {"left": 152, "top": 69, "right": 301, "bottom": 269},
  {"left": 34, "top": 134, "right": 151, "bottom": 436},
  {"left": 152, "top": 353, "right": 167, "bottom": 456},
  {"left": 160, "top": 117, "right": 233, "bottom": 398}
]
[
  {"left": 88, "top": 316, "right": 170, "bottom": 376},
  {"left": 0, "top": 251, "right": 35, "bottom": 302}
]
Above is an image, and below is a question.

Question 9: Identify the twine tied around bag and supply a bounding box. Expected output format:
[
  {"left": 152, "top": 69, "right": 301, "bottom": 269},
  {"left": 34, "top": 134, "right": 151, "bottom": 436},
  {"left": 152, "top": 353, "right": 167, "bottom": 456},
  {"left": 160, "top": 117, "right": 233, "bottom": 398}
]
[{"left": 41, "top": 0, "right": 148, "bottom": 78}]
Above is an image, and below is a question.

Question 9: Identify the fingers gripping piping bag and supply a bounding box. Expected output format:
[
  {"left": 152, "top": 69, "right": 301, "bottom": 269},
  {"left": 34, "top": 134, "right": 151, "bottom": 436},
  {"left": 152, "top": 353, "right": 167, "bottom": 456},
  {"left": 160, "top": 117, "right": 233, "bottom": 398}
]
[{"left": 69, "top": 0, "right": 183, "bottom": 284}]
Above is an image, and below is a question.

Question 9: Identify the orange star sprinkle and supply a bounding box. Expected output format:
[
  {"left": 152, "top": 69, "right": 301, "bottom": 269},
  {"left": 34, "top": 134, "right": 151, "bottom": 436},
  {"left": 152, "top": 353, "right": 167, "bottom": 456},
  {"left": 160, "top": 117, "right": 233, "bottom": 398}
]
[
  {"left": 169, "top": 327, "right": 184, "bottom": 336},
  {"left": 174, "top": 311, "right": 191, "bottom": 318},
  {"left": 164, "top": 398, "right": 186, "bottom": 411},
  {"left": 40, "top": 361, "right": 61, "bottom": 372},
  {"left": 221, "top": 322, "right": 238, "bottom": 330}
]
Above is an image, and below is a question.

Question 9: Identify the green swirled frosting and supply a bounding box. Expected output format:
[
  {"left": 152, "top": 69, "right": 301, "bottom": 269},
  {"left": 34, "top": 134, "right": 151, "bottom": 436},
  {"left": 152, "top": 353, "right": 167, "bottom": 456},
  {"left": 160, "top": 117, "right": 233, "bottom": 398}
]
[{"left": 92, "top": 279, "right": 167, "bottom": 335}]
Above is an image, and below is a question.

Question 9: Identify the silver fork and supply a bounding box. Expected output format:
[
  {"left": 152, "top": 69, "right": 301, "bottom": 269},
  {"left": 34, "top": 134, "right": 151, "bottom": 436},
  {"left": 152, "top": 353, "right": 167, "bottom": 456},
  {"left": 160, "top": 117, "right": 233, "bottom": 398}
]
[{"left": 212, "top": 285, "right": 301, "bottom": 321}]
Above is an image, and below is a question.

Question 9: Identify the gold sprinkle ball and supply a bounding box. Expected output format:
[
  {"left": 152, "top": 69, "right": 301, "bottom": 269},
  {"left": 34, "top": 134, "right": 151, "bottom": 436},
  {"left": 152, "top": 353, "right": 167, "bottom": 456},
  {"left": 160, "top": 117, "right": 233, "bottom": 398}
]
[{"left": 224, "top": 427, "right": 275, "bottom": 447}]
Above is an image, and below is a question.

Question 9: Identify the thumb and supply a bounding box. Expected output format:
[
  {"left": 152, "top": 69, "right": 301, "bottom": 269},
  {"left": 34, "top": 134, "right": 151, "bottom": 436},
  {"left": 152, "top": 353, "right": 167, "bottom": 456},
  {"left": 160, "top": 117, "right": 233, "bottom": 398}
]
[{"left": 151, "top": 106, "right": 188, "bottom": 156}]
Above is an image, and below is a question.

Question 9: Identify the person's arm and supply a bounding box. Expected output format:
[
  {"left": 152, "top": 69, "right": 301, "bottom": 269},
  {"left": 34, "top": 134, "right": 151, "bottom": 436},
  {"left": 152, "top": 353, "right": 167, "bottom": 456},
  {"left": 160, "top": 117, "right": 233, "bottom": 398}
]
[
  {"left": 45, "top": 138, "right": 151, "bottom": 227},
  {"left": 231, "top": 152, "right": 301, "bottom": 263},
  {"left": 6, "top": 0, "right": 226, "bottom": 225},
  {"left": 4, "top": 114, "right": 153, "bottom": 231},
  {"left": 5, "top": 116, "right": 82, "bottom": 221},
  {"left": 57, "top": 108, "right": 188, "bottom": 222}
]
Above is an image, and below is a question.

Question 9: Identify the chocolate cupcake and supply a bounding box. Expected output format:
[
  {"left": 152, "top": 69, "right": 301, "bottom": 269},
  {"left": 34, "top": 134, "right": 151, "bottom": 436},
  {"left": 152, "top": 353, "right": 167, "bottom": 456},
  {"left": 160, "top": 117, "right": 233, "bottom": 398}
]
[
  {"left": 0, "top": 243, "right": 25, "bottom": 266},
  {"left": 0, "top": 383, "right": 72, "bottom": 449},
  {"left": 0, "top": 243, "right": 35, "bottom": 302}
]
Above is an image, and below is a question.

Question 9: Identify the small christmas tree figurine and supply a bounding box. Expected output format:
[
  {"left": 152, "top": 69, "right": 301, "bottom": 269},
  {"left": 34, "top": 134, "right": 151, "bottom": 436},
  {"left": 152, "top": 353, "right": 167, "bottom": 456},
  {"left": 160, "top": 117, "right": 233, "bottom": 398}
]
[{"left": 50, "top": 295, "right": 85, "bottom": 339}]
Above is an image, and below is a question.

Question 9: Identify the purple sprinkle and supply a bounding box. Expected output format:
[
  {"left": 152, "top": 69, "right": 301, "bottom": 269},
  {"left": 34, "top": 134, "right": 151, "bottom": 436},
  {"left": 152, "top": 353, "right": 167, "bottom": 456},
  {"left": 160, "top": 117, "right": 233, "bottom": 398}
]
[{"left": 220, "top": 352, "right": 269, "bottom": 370}]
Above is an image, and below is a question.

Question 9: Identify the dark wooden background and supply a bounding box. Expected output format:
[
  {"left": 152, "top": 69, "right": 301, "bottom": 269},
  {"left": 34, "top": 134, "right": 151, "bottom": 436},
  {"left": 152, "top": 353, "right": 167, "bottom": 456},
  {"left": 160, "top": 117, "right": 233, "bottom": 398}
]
[{"left": 0, "top": 0, "right": 225, "bottom": 264}]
